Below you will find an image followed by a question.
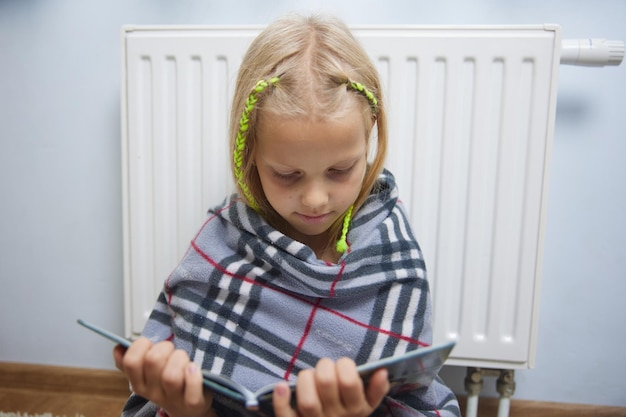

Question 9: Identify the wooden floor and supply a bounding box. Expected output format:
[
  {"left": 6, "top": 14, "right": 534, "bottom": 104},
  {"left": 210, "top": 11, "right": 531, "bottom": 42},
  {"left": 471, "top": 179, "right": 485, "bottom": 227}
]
[
  {"left": 0, "top": 362, "right": 128, "bottom": 417},
  {"left": 456, "top": 397, "right": 626, "bottom": 417},
  {"left": 1, "top": 362, "right": 625, "bottom": 417},
  {"left": 0, "top": 388, "right": 127, "bottom": 417}
]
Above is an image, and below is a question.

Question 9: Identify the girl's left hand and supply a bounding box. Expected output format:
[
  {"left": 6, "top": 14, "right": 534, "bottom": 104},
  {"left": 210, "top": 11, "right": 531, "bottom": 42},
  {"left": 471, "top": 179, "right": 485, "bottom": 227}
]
[{"left": 272, "top": 357, "right": 390, "bottom": 417}]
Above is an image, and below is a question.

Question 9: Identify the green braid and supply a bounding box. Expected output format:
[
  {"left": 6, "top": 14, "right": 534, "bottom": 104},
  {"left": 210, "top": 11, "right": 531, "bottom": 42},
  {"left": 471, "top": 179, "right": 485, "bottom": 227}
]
[
  {"left": 335, "top": 81, "right": 378, "bottom": 254},
  {"left": 347, "top": 80, "right": 378, "bottom": 114},
  {"left": 233, "top": 76, "right": 280, "bottom": 210},
  {"left": 336, "top": 204, "right": 354, "bottom": 253}
]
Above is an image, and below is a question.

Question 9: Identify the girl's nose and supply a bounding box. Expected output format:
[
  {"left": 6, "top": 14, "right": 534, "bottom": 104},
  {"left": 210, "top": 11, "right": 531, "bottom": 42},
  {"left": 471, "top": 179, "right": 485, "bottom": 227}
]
[{"left": 301, "top": 181, "right": 329, "bottom": 209}]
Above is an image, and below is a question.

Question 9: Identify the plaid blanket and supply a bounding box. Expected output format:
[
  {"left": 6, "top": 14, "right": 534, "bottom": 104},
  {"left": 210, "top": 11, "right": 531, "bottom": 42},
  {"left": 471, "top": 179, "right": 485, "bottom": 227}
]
[{"left": 123, "top": 169, "right": 460, "bottom": 417}]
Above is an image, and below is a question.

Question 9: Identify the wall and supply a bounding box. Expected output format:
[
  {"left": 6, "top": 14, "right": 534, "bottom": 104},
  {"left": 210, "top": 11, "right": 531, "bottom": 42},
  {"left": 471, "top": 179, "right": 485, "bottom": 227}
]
[{"left": 0, "top": 0, "right": 624, "bottom": 408}]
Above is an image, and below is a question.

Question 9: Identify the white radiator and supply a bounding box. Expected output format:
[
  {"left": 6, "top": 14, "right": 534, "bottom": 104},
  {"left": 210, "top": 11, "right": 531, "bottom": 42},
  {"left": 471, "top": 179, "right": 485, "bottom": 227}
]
[{"left": 121, "top": 25, "right": 564, "bottom": 370}]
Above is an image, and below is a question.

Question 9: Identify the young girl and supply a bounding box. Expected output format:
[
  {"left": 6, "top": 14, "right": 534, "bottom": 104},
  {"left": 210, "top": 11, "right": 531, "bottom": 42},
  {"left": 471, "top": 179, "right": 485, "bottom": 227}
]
[{"left": 114, "top": 13, "right": 460, "bottom": 417}]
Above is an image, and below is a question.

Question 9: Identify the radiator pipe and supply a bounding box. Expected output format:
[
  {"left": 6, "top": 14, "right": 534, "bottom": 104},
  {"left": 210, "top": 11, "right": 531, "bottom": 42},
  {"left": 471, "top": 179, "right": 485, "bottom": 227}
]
[
  {"left": 496, "top": 370, "right": 516, "bottom": 417},
  {"left": 464, "top": 367, "right": 483, "bottom": 417}
]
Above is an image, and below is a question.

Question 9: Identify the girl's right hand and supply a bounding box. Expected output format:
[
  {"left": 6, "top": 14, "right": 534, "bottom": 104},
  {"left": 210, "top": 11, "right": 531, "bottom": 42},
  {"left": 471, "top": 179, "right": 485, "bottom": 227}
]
[
  {"left": 113, "top": 337, "right": 217, "bottom": 417},
  {"left": 272, "top": 357, "right": 390, "bottom": 417}
]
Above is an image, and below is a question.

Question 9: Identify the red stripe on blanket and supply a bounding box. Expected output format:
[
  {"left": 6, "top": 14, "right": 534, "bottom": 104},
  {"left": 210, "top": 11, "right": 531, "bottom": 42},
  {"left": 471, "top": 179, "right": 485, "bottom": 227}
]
[
  {"left": 284, "top": 298, "right": 323, "bottom": 380},
  {"left": 283, "top": 260, "right": 345, "bottom": 379},
  {"left": 329, "top": 260, "right": 345, "bottom": 297}
]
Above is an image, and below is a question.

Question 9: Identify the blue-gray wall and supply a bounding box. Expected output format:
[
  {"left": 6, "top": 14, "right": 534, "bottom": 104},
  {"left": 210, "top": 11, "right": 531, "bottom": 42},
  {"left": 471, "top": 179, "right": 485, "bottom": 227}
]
[{"left": 1, "top": 0, "right": 624, "bottom": 407}]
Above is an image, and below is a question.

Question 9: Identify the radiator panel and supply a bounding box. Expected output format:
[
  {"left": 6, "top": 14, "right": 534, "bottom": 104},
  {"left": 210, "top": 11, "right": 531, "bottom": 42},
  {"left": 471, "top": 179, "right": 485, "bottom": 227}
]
[{"left": 122, "top": 26, "right": 561, "bottom": 368}]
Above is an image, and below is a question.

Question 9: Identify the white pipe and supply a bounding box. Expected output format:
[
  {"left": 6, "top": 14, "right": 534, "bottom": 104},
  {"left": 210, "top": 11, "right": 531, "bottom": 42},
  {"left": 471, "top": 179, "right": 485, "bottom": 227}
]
[
  {"left": 465, "top": 394, "right": 479, "bottom": 417},
  {"left": 561, "top": 38, "right": 624, "bottom": 66},
  {"left": 497, "top": 397, "right": 511, "bottom": 417}
]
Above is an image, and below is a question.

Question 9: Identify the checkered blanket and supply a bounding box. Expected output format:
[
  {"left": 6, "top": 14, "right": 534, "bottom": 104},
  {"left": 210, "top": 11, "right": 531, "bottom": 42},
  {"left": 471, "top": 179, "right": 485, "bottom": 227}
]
[{"left": 123, "top": 169, "right": 460, "bottom": 417}]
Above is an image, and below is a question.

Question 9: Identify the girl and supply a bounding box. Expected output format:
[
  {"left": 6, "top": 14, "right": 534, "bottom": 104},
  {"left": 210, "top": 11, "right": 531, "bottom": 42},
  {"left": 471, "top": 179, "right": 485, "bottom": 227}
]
[{"left": 114, "top": 13, "right": 460, "bottom": 417}]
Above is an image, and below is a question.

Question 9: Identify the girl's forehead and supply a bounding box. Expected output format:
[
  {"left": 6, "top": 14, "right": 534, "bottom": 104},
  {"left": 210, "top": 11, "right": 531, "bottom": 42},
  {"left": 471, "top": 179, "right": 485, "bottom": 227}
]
[
  {"left": 255, "top": 110, "right": 368, "bottom": 163},
  {"left": 258, "top": 107, "right": 367, "bottom": 140}
]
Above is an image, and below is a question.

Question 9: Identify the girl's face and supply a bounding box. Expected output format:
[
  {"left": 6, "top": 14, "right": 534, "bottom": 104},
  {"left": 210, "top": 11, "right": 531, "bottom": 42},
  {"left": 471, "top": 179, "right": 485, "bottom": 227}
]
[{"left": 254, "top": 107, "right": 368, "bottom": 253}]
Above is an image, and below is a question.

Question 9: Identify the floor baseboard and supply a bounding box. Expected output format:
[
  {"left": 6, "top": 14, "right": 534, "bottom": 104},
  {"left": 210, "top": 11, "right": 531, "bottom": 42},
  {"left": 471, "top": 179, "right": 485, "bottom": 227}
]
[
  {"left": 0, "top": 361, "right": 129, "bottom": 398},
  {"left": 1, "top": 362, "right": 624, "bottom": 417},
  {"left": 456, "top": 396, "right": 626, "bottom": 417}
]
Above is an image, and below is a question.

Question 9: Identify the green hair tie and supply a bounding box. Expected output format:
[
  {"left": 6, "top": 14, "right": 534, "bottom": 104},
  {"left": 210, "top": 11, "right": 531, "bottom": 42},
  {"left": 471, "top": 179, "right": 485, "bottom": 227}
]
[
  {"left": 347, "top": 80, "right": 378, "bottom": 114},
  {"left": 336, "top": 204, "right": 354, "bottom": 253},
  {"left": 233, "top": 76, "right": 280, "bottom": 210}
]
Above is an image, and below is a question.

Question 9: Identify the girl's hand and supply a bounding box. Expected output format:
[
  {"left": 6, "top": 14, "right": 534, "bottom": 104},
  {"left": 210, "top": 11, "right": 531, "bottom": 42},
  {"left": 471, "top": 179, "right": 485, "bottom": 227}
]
[
  {"left": 113, "top": 337, "right": 216, "bottom": 417},
  {"left": 272, "top": 357, "right": 390, "bottom": 417}
]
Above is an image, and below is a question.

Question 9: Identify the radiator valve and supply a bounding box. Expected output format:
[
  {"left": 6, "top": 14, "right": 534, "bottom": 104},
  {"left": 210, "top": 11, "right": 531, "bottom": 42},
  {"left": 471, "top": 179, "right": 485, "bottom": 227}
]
[
  {"left": 464, "top": 367, "right": 484, "bottom": 396},
  {"left": 561, "top": 38, "right": 625, "bottom": 66},
  {"left": 496, "top": 369, "right": 516, "bottom": 398}
]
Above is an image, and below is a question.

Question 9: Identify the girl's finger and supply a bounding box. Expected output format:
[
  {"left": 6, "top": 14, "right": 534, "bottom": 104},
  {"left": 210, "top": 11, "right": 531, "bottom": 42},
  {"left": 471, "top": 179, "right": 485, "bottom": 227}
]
[
  {"left": 142, "top": 341, "right": 175, "bottom": 397},
  {"left": 113, "top": 344, "right": 127, "bottom": 371},
  {"left": 121, "top": 337, "right": 154, "bottom": 392},
  {"left": 183, "top": 362, "right": 211, "bottom": 412},
  {"left": 160, "top": 348, "right": 189, "bottom": 396},
  {"left": 272, "top": 382, "right": 297, "bottom": 417},
  {"left": 364, "top": 367, "right": 390, "bottom": 408},
  {"left": 314, "top": 358, "right": 341, "bottom": 409},
  {"left": 295, "top": 369, "right": 323, "bottom": 416},
  {"left": 335, "top": 357, "right": 366, "bottom": 411}
]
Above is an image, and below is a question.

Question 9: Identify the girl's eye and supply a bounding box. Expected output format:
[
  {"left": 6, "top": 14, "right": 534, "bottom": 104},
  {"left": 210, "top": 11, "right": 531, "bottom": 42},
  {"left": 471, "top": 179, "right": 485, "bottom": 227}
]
[
  {"left": 273, "top": 170, "right": 299, "bottom": 181},
  {"left": 328, "top": 166, "right": 353, "bottom": 177}
]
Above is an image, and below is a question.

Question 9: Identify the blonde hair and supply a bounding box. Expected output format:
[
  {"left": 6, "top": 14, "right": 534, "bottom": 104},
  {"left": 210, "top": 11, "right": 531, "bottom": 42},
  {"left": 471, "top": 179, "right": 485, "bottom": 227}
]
[{"left": 229, "top": 14, "right": 388, "bottom": 251}]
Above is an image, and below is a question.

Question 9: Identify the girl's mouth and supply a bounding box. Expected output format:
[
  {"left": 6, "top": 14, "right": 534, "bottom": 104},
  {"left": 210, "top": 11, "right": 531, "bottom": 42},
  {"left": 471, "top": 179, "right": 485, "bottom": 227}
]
[{"left": 297, "top": 212, "right": 331, "bottom": 224}]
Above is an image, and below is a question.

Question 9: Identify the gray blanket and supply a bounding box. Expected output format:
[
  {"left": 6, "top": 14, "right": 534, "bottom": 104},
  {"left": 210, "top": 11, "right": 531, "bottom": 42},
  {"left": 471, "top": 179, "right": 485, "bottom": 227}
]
[{"left": 123, "top": 169, "right": 460, "bottom": 417}]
